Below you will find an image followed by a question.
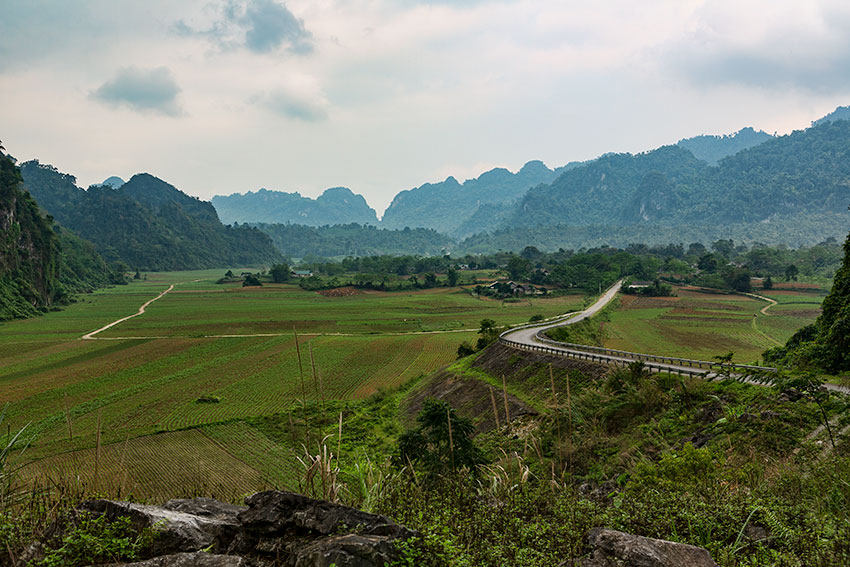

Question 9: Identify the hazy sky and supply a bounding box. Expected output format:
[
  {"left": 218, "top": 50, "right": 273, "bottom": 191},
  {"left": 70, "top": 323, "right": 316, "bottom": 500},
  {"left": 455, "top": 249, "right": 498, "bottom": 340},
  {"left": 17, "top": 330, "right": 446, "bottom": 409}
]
[{"left": 2, "top": 0, "right": 850, "bottom": 215}]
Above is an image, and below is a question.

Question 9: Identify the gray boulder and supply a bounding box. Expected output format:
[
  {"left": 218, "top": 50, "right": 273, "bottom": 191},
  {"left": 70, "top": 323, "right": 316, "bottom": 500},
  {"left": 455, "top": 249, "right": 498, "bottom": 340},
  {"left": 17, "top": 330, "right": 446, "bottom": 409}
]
[
  {"left": 292, "top": 534, "right": 398, "bottom": 567},
  {"left": 579, "top": 528, "right": 719, "bottom": 567},
  {"left": 229, "top": 491, "right": 415, "bottom": 566},
  {"left": 105, "top": 552, "right": 254, "bottom": 566}
]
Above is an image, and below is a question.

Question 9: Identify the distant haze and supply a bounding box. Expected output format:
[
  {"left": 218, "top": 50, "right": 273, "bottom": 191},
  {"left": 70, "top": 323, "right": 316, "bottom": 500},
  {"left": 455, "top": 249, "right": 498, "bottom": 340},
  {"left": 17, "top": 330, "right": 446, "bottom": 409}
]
[{"left": 3, "top": 1, "right": 850, "bottom": 214}]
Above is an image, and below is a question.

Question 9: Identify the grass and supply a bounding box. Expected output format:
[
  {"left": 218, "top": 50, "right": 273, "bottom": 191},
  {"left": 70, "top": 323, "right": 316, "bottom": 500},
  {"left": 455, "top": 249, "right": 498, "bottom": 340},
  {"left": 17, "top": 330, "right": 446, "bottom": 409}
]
[
  {"left": 600, "top": 284, "right": 826, "bottom": 364},
  {"left": 0, "top": 269, "right": 584, "bottom": 499}
]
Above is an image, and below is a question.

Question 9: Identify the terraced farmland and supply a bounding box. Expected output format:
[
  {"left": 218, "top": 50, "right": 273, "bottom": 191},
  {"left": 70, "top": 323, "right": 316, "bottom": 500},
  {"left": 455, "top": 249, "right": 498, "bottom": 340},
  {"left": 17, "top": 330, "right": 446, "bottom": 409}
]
[
  {"left": 602, "top": 284, "right": 826, "bottom": 364},
  {"left": 2, "top": 269, "right": 584, "bottom": 498}
]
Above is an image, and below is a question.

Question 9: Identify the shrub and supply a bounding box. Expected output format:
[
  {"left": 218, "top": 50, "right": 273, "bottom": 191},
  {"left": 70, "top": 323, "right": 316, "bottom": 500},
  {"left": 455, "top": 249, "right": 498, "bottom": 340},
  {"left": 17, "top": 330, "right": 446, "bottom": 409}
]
[{"left": 37, "top": 513, "right": 156, "bottom": 567}]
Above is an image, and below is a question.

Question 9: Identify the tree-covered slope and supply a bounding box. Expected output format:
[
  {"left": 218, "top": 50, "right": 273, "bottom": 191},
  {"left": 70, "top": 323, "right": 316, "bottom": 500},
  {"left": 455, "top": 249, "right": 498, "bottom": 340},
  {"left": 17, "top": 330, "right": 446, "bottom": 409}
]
[
  {"left": 380, "top": 160, "right": 563, "bottom": 236},
  {"left": 21, "top": 161, "right": 281, "bottom": 271},
  {"left": 212, "top": 186, "right": 379, "bottom": 226},
  {"left": 506, "top": 120, "right": 850, "bottom": 232}
]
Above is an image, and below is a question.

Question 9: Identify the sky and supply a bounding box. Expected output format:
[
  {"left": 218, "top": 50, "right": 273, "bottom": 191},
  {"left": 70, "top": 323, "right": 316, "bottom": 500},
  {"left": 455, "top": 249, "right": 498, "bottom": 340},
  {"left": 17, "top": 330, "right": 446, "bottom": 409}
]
[{"left": 2, "top": 0, "right": 850, "bottom": 216}]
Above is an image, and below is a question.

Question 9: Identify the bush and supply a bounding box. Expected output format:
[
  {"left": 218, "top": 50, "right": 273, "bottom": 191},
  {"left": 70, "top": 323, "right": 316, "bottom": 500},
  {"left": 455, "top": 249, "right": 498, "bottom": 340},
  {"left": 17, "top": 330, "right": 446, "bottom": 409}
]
[
  {"left": 456, "top": 342, "right": 476, "bottom": 359},
  {"left": 37, "top": 514, "right": 156, "bottom": 567},
  {"left": 242, "top": 274, "right": 262, "bottom": 287}
]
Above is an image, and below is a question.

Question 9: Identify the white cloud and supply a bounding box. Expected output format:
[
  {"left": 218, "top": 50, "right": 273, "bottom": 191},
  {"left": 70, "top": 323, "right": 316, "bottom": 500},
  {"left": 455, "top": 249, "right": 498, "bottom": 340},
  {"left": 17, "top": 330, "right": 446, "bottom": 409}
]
[
  {"left": 92, "top": 66, "right": 183, "bottom": 116},
  {"left": 1, "top": 0, "right": 849, "bottom": 215},
  {"left": 175, "top": 0, "right": 313, "bottom": 54}
]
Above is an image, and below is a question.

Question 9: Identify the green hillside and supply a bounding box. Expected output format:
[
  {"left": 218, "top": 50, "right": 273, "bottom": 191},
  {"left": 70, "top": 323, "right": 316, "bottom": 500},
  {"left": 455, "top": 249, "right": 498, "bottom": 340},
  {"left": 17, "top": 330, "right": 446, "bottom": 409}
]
[
  {"left": 21, "top": 161, "right": 281, "bottom": 271},
  {"left": 499, "top": 120, "right": 850, "bottom": 239}
]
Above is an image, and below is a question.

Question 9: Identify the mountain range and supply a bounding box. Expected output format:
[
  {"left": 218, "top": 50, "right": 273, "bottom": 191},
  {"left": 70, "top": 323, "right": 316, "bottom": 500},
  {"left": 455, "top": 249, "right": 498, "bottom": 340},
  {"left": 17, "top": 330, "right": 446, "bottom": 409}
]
[
  {"left": 207, "top": 111, "right": 850, "bottom": 256},
  {"left": 212, "top": 187, "right": 378, "bottom": 227},
  {"left": 206, "top": 125, "right": 786, "bottom": 239}
]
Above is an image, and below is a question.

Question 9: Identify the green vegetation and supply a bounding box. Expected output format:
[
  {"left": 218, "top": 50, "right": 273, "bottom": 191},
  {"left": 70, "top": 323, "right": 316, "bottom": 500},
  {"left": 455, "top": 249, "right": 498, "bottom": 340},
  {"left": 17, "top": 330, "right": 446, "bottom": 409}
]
[
  {"left": 1, "top": 252, "right": 848, "bottom": 566},
  {"left": 36, "top": 514, "right": 156, "bottom": 567},
  {"left": 0, "top": 270, "right": 583, "bottom": 498},
  {"left": 396, "top": 399, "right": 484, "bottom": 475},
  {"left": 371, "top": 345, "right": 850, "bottom": 566}
]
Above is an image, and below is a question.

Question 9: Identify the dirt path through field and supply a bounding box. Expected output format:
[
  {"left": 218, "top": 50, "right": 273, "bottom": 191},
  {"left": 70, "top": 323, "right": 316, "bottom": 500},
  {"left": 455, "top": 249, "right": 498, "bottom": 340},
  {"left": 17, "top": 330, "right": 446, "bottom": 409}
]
[
  {"left": 743, "top": 292, "right": 778, "bottom": 315},
  {"left": 80, "top": 281, "right": 481, "bottom": 340},
  {"left": 742, "top": 292, "right": 782, "bottom": 347},
  {"left": 82, "top": 284, "right": 175, "bottom": 340}
]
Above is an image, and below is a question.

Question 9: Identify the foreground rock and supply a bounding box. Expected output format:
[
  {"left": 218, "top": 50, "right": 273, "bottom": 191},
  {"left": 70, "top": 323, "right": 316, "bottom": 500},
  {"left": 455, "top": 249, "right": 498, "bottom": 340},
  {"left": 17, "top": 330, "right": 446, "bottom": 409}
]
[
  {"left": 79, "top": 498, "right": 246, "bottom": 556},
  {"left": 229, "top": 491, "right": 416, "bottom": 566},
  {"left": 112, "top": 553, "right": 254, "bottom": 567},
  {"left": 25, "top": 491, "right": 414, "bottom": 567},
  {"left": 578, "top": 528, "right": 719, "bottom": 567}
]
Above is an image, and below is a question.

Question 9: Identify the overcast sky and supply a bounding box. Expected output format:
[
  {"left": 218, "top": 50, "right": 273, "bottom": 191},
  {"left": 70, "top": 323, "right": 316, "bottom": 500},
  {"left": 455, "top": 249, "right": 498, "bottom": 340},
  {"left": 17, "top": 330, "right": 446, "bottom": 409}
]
[{"left": 2, "top": 0, "right": 850, "bottom": 215}]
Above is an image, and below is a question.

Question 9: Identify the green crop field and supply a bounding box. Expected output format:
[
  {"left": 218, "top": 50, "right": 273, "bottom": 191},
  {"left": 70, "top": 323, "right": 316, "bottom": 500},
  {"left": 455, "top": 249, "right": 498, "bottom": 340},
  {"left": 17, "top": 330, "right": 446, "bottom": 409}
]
[
  {"left": 2, "top": 270, "right": 584, "bottom": 497},
  {"left": 601, "top": 284, "right": 826, "bottom": 364}
]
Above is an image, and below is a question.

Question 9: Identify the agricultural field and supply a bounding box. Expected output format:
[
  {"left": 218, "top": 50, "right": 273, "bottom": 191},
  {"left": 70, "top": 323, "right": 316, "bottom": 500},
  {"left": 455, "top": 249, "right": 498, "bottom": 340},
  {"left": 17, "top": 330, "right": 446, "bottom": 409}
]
[
  {"left": 601, "top": 283, "right": 826, "bottom": 364},
  {"left": 1, "top": 270, "right": 584, "bottom": 498}
]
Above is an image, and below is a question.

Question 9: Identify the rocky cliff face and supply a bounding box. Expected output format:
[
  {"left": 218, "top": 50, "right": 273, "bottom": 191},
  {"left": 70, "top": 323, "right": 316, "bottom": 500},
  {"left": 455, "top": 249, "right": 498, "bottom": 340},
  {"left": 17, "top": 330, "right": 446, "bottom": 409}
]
[{"left": 0, "top": 151, "right": 60, "bottom": 319}]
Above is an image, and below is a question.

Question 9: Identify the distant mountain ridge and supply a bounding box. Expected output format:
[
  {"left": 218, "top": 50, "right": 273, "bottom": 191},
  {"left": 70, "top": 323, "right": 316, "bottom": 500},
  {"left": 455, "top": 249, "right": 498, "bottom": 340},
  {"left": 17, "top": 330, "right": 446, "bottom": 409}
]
[
  {"left": 21, "top": 162, "right": 281, "bottom": 271},
  {"left": 676, "top": 127, "right": 774, "bottom": 165},
  {"left": 381, "top": 160, "right": 576, "bottom": 237},
  {"left": 479, "top": 118, "right": 850, "bottom": 249},
  {"left": 212, "top": 187, "right": 378, "bottom": 226},
  {"left": 813, "top": 105, "right": 850, "bottom": 126}
]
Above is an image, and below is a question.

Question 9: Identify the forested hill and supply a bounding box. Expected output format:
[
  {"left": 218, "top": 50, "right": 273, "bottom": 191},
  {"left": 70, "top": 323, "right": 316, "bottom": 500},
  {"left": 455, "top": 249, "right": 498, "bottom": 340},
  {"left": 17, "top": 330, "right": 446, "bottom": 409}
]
[
  {"left": 212, "top": 187, "right": 378, "bottom": 226},
  {"left": 254, "top": 222, "right": 455, "bottom": 259},
  {"left": 20, "top": 161, "right": 281, "bottom": 271},
  {"left": 676, "top": 127, "right": 773, "bottom": 164},
  {"left": 1, "top": 149, "right": 120, "bottom": 320},
  {"left": 504, "top": 119, "right": 850, "bottom": 234},
  {"left": 380, "top": 160, "right": 573, "bottom": 237}
]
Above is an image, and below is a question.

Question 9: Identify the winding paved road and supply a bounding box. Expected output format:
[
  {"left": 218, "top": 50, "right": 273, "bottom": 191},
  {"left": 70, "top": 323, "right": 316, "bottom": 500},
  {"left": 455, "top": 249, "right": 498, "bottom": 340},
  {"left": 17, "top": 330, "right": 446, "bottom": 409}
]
[{"left": 500, "top": 281, "right": 850, "bottom": 395}]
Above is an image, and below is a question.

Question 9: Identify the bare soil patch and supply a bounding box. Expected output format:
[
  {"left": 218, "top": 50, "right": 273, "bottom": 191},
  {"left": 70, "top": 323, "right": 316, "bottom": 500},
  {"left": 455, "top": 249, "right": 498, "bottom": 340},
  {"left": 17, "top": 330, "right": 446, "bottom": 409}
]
[
  {"left": 405, "top": 369, "right": 537, "bottom": 434},
  {"left": 317, "top": 286, "right": 364, "bottom": 297}
]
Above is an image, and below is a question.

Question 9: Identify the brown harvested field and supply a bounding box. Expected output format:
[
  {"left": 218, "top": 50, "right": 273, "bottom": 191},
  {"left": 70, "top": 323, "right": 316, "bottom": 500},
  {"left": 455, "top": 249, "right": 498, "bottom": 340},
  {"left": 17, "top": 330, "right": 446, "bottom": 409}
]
[
  {"left": 317, "top": 286, "right": 365, "bottom": 297},
  {"left": 17, "top": 429, "right": 273, "bottom": 503}
]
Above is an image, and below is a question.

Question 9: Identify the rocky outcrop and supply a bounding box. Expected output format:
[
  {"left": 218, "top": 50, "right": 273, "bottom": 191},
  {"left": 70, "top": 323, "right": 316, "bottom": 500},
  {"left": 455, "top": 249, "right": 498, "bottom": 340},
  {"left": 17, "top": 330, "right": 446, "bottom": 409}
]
[
  {"left": 577, "top": 528, "right": 719, "bottom": 567},
  {"left": 112, "top": 553, "right": 254, "bottom": 567},
  {"left": 229, "top": 491, "right": 416, "bottom": 566},
  {"left": 26, "top": 491, "right": 414, "bottom": 567},
  {"left": 78, "top": 498, "right": 246, "bottom": 557}
]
